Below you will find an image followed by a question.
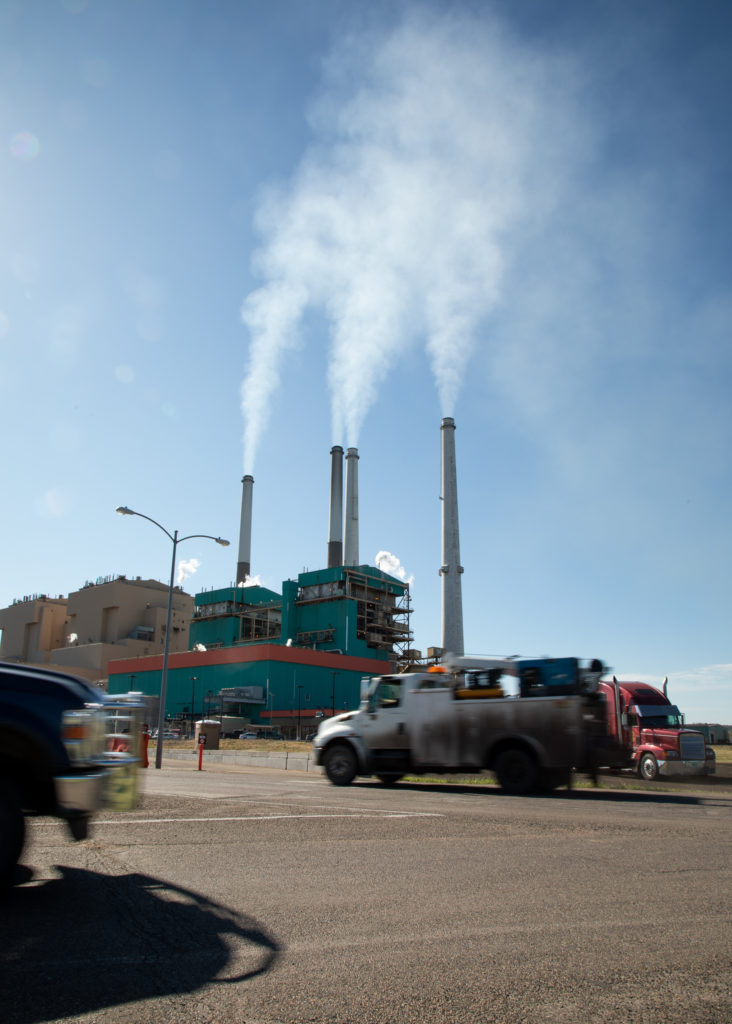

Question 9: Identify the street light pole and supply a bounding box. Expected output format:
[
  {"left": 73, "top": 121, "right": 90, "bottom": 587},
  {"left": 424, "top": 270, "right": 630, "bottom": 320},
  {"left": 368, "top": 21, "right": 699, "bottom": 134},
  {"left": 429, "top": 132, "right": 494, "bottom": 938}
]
[
  {"left": 116, "top": 506, "right": 229, "bottom": 769},
  {"left": 190, "top": 675, "right": 198, "bottom": 736},
  {"left": 297, "top": 684, "right": 303, "bottom": 741}
]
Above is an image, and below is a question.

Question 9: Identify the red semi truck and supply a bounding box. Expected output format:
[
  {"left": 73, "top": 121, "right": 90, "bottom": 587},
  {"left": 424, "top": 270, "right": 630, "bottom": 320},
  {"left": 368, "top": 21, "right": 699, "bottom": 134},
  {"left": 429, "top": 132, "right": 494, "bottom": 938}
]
[{"left": 598, "top": 677, "right": 715, "bottom": 780}]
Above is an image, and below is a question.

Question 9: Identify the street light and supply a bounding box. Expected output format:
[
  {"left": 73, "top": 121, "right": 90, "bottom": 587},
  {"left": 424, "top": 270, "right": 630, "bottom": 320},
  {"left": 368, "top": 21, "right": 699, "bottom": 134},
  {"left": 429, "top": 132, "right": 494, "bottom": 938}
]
[{"left": 116, "top": 505, "right": 229, "bottom": 768}]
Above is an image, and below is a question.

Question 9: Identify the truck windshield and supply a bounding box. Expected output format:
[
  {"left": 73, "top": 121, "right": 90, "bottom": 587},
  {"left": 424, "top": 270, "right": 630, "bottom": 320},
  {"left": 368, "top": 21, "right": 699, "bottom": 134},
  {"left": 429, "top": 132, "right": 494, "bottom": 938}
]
[
  {"left": 639, "top": 713, "right": 683, "bottom": 728},
  {"left": 636, "top": 705, "right": 684, "bottom": 728}
]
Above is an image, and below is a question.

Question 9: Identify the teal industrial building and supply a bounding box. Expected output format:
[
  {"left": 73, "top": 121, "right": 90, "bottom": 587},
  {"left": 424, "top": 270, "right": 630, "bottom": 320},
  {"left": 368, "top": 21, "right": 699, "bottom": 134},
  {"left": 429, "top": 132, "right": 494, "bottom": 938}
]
[{"left": 107, "top": 563, "right": 411, "bottom": 736}]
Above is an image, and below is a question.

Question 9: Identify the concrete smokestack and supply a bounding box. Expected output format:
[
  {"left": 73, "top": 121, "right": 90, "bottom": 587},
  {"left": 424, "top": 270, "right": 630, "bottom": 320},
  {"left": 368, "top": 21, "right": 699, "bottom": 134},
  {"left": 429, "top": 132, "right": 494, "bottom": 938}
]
[
  {"left": 440, "top": 417, "right": 464, "bottom": 655},
  {"left": 344, "top": 447, "right": 359, "bottom": 566},
  {"left": 236, "top": 474, "right": 254, "bottom": 585},
  {"left": 327, "top": 445, "right": 344, "bottom": 568}
]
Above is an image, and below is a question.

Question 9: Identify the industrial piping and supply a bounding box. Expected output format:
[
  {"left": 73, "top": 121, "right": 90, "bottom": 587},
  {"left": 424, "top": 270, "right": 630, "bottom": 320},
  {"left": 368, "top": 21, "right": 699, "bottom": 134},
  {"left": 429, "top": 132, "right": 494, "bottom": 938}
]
[
  {"left": 236, "top": 474, "right": 254, "bottom": 585},
  {"left": 440, "top": 417, "right": 464, "bottom": 655},
  {"left": 344, "top": 447, "right": 359, "bottom": 566},
  {"left": 327, "top": 445, "right": 344, "bottom": 568}
]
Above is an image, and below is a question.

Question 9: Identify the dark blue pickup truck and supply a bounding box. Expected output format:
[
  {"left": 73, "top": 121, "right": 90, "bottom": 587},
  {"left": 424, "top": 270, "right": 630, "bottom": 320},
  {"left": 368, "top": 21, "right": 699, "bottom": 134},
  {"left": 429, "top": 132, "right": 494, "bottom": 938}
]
[{"left": 0, "top": 662, "right": 144, "bottom": 888}]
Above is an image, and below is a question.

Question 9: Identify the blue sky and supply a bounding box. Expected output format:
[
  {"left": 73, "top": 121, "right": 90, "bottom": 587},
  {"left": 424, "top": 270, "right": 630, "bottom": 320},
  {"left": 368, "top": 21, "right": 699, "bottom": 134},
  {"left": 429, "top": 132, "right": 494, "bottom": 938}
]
[{"left": 1, "top": 0, "right": 730, "bottom": 723}]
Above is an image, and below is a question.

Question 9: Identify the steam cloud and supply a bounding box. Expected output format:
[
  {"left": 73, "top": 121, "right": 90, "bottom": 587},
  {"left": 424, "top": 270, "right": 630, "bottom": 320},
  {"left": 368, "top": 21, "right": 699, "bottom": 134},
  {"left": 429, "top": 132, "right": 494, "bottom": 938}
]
[
  {"left": 240, "top": 9, "right": 583, "bottom": 470},
  {"left": 177, "top": 557, "right": 200, "bottom": 586},
  {"left": 375, "top": 550, "right": 414, "bottom": 585},
  {"left": 237, "top": 575, "right": 263, "bottom": 588}
]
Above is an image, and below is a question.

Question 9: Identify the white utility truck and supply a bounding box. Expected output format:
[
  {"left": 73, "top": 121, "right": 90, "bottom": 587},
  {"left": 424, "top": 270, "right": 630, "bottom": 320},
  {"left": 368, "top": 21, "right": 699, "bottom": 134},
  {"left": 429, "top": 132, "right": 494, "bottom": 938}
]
[{"left": 313, "top": 655, "right": 621, "bottom": 794}]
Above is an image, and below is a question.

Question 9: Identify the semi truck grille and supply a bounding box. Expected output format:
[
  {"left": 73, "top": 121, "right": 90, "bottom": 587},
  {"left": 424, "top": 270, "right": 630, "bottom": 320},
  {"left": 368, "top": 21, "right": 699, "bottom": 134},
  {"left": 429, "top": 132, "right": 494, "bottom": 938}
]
[{"left": 680, "top": 733, "right": 705, "bottom": 760}]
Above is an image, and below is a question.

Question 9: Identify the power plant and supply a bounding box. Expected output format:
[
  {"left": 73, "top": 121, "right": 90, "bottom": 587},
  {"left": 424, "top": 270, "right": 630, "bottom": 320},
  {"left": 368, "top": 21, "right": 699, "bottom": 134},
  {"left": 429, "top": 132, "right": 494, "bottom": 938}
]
[{"left": 108, "top": 419, "right": 465, "bottom": 736}]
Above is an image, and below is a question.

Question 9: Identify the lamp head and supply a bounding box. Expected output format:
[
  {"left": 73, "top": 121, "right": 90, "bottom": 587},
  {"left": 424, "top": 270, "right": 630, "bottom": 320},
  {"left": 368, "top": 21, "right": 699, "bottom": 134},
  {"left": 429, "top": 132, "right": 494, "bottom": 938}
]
[
  {"left": 215, "top": 538, "right": 230, "bottom": 547},
  {"left": 116, "top": 506, "right": 135, "bottom": 516}
]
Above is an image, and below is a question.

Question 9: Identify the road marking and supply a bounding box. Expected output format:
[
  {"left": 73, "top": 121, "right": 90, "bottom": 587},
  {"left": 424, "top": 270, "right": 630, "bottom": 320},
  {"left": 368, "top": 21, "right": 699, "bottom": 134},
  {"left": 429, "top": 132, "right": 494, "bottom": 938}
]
[{"left": 91, "top": 811, "right": 443, "bottom": 825}]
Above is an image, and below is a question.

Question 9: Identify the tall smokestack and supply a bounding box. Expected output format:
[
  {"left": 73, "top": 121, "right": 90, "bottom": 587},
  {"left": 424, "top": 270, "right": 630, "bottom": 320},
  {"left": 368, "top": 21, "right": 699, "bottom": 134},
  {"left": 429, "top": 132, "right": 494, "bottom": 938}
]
[
  {"left": 344, "top": 447, "right": 359, "bottom": 566},
  {"left": 327, "top": 445, "right": 344, "bottom": 568},
  {"left": 440, "top": 418, "right": 464, "bottom": 655},
  {"left": 236, "top": 474, "right": 254, "bottom": 585}
]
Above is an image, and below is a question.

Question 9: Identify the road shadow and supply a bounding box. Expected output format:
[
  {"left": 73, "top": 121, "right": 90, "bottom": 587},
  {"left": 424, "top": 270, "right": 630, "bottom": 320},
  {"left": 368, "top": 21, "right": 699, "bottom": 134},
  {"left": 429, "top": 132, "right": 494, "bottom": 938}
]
[
  {"left": 0, "top": 865, "right": 279, "bottom": 1024},
  {"left": 356, "top": 777, "right": 718, "bottom": 806}
]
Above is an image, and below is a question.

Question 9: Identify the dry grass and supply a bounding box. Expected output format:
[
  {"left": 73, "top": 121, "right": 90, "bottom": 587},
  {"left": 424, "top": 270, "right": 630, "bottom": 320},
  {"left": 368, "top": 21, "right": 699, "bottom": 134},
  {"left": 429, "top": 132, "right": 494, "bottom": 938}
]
[{"left": 150, "top": 737, "right": 311, "bottom": 754}]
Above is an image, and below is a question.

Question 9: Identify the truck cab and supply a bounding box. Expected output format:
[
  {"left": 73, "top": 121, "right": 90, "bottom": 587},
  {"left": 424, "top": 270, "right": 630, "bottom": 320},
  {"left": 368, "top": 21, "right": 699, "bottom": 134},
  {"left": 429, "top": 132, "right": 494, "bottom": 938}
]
[
  {"left": 0, "top": 662, "right": 145, "bottom": 888},
  {"left": 598, "top": 678, "right": 715, "bottom": 779}
]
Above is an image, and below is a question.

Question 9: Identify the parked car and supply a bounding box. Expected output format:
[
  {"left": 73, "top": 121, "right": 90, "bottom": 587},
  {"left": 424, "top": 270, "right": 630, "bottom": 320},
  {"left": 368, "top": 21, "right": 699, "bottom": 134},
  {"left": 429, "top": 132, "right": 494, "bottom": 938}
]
[{"left": 239, "top": 731, "right": 258, "bottom": 739}]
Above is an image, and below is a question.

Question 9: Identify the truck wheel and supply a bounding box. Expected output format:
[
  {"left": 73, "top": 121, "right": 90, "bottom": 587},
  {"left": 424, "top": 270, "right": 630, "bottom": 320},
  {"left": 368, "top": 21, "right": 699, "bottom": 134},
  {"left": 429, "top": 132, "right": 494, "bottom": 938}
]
[
  {"left": 376, "top": 774, "right": 403, "bottom": 786},
  {"left": 0, "top": 779, "right": 25, "bottom": 890},
  {"left": 323, "top": 744, "right": 358, "bottom": 786},
  {"left": 639, "top": 753, "right": 659, "bottom": 781},
  {"left": 494, "top": 748, "right": 538, "bottom": 795}
]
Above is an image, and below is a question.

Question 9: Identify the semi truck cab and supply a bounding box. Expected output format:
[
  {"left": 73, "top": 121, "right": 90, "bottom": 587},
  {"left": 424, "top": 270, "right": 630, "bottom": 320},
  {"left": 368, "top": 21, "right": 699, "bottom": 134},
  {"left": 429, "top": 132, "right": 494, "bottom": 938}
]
[{"left": 599, "top": 678, "right": 715, "bottom": 780}]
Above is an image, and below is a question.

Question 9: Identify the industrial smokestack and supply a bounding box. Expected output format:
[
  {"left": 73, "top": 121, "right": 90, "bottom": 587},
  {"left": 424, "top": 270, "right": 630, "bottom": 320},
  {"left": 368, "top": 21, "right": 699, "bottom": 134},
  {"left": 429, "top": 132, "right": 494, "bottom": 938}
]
[
  {"left": 327, "top": 445, "right": 344, "bottom": 568},
  {"left": 440, "top": 417, "right": 464, "bottom": 655},
  {"left": 344, "top": 447, "right": 359, "bottom": 566},
  {"left": 236, "top": 474, "right": 254, "bottom": 585}
]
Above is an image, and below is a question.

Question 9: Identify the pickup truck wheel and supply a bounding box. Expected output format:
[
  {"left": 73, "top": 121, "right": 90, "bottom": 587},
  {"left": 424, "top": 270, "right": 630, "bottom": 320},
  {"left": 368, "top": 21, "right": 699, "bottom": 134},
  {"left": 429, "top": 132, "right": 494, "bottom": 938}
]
[
  {"left": 323, "top": 744, "right": 358, "bottom": 786},
  {"left": 494, "top": 748, "right": 538, "bottom": 795},
  {"left": 0, "top": 779, "right": 25, "bottom": 890},
  {"left": 639, "top": 753, "right": 659, "bottom": 781}
]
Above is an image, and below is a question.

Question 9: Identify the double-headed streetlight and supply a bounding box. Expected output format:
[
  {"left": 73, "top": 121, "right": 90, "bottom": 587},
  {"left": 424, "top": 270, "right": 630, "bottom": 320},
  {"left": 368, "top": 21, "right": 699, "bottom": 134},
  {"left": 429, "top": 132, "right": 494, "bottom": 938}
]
[{"left": 116, "top": 506, "right": 229, "bottom": 768}]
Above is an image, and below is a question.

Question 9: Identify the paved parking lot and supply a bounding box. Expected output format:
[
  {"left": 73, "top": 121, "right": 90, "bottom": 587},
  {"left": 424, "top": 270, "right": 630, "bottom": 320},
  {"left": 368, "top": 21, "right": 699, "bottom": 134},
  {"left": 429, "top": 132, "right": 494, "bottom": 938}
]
[{"left": 3, "top": 763, "right": 731, "bottom": 1024}]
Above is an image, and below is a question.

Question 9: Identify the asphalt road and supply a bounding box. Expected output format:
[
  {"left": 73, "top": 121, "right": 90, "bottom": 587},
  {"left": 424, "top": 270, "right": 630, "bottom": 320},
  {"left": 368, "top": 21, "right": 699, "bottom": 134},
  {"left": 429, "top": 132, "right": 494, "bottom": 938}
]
[{"left": 3, "top": 764, "right": 731, "bottom": 1024}]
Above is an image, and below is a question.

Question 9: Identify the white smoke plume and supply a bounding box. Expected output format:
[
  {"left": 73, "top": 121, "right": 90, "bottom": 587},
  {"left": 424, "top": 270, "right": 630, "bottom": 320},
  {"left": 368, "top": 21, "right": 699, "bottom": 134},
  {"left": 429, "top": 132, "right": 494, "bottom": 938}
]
[
  {"left": 237, "top": 575, "right": 263, "bottom": 588},
  {"left": 177, "top": 557, "right": 200, "bottom": 586},
  {"left": 375, "top": 549, "right": 414, "bottom": 586},
  {"left": 240, "top": 8, "right": 584, "bottom": 469}
]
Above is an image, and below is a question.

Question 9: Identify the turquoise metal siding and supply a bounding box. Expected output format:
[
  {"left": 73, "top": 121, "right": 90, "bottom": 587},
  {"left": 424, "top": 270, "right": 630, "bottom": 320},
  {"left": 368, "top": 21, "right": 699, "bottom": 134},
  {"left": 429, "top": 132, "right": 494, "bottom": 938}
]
[{"left": 108, "top": 657, "right": 366, "bottom": 720}]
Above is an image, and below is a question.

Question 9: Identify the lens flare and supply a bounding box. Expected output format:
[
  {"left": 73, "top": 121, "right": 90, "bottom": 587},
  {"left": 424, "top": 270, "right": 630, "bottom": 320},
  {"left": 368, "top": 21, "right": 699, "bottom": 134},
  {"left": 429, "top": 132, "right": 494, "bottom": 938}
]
[{"left": 10, "top": 131, "right": 40, "bottom": 161}]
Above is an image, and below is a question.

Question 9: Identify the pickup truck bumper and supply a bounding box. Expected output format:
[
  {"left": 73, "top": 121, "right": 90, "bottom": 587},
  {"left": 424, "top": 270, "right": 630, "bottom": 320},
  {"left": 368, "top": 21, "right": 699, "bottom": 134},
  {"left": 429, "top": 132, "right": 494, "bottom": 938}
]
[
  {"left": 659, "top": 760, "right": 715, "bottom": 777},
  {"left": 54, "top": 756, "right": 141, "bottom": 820},
  {"left": 54, "top": 770, "right": 107, "bottom": 816}
]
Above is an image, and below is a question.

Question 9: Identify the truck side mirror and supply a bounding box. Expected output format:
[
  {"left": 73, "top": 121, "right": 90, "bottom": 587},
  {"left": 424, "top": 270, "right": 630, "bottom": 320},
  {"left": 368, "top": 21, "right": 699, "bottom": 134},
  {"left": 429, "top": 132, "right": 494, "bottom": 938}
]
[{"left": 620, "top": 713, "right": 628, "bottom": 727}]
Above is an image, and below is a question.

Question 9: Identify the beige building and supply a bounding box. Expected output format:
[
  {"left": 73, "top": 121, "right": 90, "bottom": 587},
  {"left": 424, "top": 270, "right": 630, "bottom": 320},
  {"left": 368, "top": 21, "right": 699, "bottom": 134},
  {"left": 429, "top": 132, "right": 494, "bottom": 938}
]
[
  {"left": 0, "top": 575, "right": 193, "bottom": 685},
  {"left": 0, "top": 595, "right": 68, "bottom": 666}
]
